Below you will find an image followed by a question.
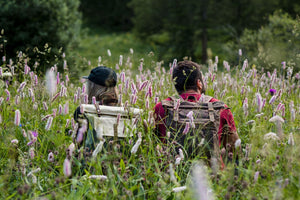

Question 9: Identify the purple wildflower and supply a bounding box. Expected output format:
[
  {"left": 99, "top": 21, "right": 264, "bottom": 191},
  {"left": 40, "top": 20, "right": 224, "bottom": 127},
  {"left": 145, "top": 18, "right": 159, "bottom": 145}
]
[
  {"left": 269, "top": 89, "right": 276, "bottom": 96},
  {"left": 182, "top": 122, "right": 190, "bottom": 135},
  {"left": 45, "top": 117, "right": 53, "bottom": 131},
  {"left": 14, "top": 110, "right": 21, "bottom": 126},
  {"left": 64, "top": 102, "right": 69, "bottom": 115},
  {"left": 48, "top": 152, "right": 54, "bottom": 162},
  {"left": 5, "top": 89, "right": 10, "bottom": 101},
  {"left": 29, "top": 147, "right": 35, "bottom": 159},
  {"left": 63, "top": 158, "right": 72, "bottom": 177}
]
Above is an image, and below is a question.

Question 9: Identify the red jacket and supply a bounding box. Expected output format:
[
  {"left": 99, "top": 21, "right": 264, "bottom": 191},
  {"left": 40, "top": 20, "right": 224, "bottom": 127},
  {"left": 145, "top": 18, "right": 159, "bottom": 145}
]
[{"left": 153, "top": 93, "right": 237, "bottom": 145}]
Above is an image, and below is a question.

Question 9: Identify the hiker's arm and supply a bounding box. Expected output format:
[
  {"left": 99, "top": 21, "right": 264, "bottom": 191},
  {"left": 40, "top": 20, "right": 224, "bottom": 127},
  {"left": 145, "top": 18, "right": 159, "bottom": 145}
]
[
  {"left": 219, "top": 108, "right": 239, "bottom": 153},
  {"left": 153, "top": 102, "right": 167, "bottom": 139}
]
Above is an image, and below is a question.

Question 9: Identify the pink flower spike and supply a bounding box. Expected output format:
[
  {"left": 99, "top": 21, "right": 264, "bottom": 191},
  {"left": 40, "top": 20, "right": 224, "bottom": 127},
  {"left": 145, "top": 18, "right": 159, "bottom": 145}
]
[
  {"left": 14, "top": 110, "right": 21, "bottom": 126},
  {"left": 64, "top": 102, "right": 69, "bottom": 115},
  {"left": 182, "top": 122, "right": 190, "bottom": 135},
  {"left": 11, "top": 139, "right": 19, "bottom": 144},
  {"left": 63, "top": 158, "right": 72, "bottom": 177},
  {"left": 29, "top": 147, "right": 35, "bottom": 159},
  {"left": 139, "top": 80, "right": 148, "bottom": 91},
  {"left": 17, "top": 82, "right": 26, "bottom": 93},
  {"left": 5, "top": 89, "right": 10, "bottom": 101},
  {"left": 92, "top": 96, "right": 96, "bottom": 104},
  {"left": 45, "top": 117, "right": 53, "bottom": 131},
  {"left": 48, "top": 152, "right": 54, "bottom": 162},
  {"left": 174, "top": 99, "right": 181, "bottom": 110}
]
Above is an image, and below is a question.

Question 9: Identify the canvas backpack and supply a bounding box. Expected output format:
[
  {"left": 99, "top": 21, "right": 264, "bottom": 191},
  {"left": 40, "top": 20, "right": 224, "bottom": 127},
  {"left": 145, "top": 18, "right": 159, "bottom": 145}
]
[{"left": 161, "top": 95, "right": 226, "bottom": 162}]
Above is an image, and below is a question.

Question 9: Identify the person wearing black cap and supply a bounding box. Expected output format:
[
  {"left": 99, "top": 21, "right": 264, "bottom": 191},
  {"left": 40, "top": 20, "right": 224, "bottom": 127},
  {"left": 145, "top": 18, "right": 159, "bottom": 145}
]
[
  {"left": 83, "top": 66, "right": 118, "bottom": 105},
  {"left": 73, "top": 66, "right": 118, "bottom": 151}
]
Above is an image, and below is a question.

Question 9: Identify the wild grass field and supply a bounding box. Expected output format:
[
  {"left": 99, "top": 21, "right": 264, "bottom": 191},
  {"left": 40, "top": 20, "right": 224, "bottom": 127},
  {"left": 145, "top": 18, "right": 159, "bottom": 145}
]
[{"left": 0, "top": 38, "right": 299, "bottom": 199}]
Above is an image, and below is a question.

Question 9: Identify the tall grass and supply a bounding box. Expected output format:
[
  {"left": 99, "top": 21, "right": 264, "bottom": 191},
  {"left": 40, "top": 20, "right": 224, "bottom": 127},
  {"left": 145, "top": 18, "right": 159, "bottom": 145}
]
[{"left": 0, "top": 49, "right": 299, "bottom": 199}]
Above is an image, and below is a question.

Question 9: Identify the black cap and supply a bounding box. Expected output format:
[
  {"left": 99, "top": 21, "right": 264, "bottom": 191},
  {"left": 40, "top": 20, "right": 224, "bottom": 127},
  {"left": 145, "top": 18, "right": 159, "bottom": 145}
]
[{"left": 83, "top": 66, "right": 117, "bottom": 87}]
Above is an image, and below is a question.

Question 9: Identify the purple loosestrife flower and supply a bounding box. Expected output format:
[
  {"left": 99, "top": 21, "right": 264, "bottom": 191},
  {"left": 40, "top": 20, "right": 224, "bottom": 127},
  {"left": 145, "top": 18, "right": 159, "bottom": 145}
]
[
  {"left": 145, "top": 98, "right": 149, "bottom": 109},
  {"left": 243, "top": 98, "right": 248, "bottom": 117},
  {"left": 65, "top": 119, "right": 70, "bottom": 128},
  {"left": 92, "top": 96, "right": 96, "bottom": 104},
  {"left": 73, "top": 94, "right": 78, "bottom": 103},
  {"left": 63, "top": 158, "right": 72, "bottom": 177},
  {"left": 187, "top": 111, "right": 195, "bottom": 128},
  {"left": 256, "top": 93, "right": 263, "bottom": 112},
  {"left": 45, "top": 69, "right": 57, "bottom": 97},
  {"left": 138, "top": 80, "right": 148, "bottom": 91},
  {"left": 76, "top": 119, "right": 87, "bottom": 144},
  {"left": 14, "top": 110, "right": 21, "bottom": 126},
  {"left": 14, "top": 95, "right": 19, "bottom": 105},
  {"left": 45, "top": 117, "right": 53, "bottom": 131},
  {"left": 254, "top": 171, "right": 260, "bottom": 183},
  {"left": 34, "top": 75, "right": 38, "bottom": 86},
  {"left": 68, "top": 143, "right": 75, "bottom": 157},
  {"left": 281, "top": 61, "right": 286, "bottom": 70},
  {"left": 17, "top": 82, "right": 26, "bottom": 93},
  {"left": 48, "top": 152, "right": 54, "bottom": 162},
  {"left": 174, "top": 99, "right": 181, "bottom": 110},
  {"left": 269, "top": 89, "right": 276, "bottom": 96},
  {"left": 269, "top": 95, "right": 276, "bottom": 104},
  {"left": 58, "top": 104, "right": 62, "bottom": 115},
  {"left": 11, "top": 139, "right": 19, "bottom": 144},
  {"left": 82, "top": 84, "right": 86, "bottom": 94},
  {"left": 120, "top": 72, "right": 125, "bottom": 83},
  {"left": 51, "top": 92, "right": 60, "bottom": 103},
  {"left": 5, "top": 89, "right": 10, "bottom": 101},
  {"left": 84, "top": 94, "right": 88, "bottom": 104},
  {"left": 182, "top": 122, "right": 190, "bottom": 135},
  {"left": 154, "top": 96, "right": 159, "bottom": 104},
  {"left": 239, "top": 49, "right": 242, "bottom": 56},
  {"left": 29, "top": 147, "right": 35, "bottom": 159},
  {"left": 0, "top": 67, "right": 2, "bottom": 76},
  {"left": 242, "top": 59, "right": 248, "bottom": 71},
  {"left": 131, "top": 82, "right": 137, "bottom": 95},
  {"left": 56, "top": 72, "right": 60, "bottom": 85},
  {"left": 64, "top": 102, "right": 69, "bottom": 115},
  {"left": 43, "top": 102, "right": 48, "bottom": 111}
]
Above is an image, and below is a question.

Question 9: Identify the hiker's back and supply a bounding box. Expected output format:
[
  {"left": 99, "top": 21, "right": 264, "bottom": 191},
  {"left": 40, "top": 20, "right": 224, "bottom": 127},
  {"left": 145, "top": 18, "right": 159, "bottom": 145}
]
[{"left": 161, "top": 95, "right": 225, "bottom": 162}]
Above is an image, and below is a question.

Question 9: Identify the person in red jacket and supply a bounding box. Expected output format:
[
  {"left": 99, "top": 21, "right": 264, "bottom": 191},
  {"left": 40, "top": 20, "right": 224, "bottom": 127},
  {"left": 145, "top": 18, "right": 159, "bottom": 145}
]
[{"left": 154, "top": 60, "right": 239, "bottom": 166}]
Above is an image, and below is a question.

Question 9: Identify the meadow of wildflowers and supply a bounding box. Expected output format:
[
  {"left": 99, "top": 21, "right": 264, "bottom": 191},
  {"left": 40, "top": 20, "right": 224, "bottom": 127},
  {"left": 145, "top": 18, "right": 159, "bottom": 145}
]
[{"left": 0, "top": 49, "right": 299, "bottom": 199}]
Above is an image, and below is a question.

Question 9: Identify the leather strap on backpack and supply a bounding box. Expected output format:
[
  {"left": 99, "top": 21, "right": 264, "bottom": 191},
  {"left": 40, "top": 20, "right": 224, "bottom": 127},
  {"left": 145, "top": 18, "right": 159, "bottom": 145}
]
[{"left": 208, "top": 102, "right": 215, "bottom": 122}]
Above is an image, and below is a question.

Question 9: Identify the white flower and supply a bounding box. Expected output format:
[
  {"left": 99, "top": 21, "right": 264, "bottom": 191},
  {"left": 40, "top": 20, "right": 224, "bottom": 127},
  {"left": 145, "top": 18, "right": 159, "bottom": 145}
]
[
  {"left": 269, "top": 115, "right": 284, "bottom": 123},
  {"left": 235, "top": 139, "right": 241, "bottom": 148},
  {"left": 11, "top": 139, "right": 19, "bottom": 144},
  {"left": 131, "top": 135, "right": 142, "bottom": 154},
  {"left": 288, "top": 133, "right": 294, "bottom": 146},
  {"left": 172, "top": 186, "right": 187, "bottom": 193},
  {"left": 63, "top": 158, "right": 72, "bottom": 177},
  {"left": 89, "top": 175, "right": 107, "bottom": 180},
  {"left": 264, "top": 132, "right": 280, "bottom": 140},
  {"left": 175, "top": 157, "right": 181, "bottom": 166}
]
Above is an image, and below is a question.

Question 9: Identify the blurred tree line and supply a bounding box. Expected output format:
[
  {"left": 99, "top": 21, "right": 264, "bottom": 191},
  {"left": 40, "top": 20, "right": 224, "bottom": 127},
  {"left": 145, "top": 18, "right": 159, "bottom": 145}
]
[
  {"left": 0, "top": 0, "right": 81, "bottom": 75},
  {"left": 81, "top": 0, "right": 300, "bottom": 70},
  {"left": 0, "top": 0, "right": 299, "bottom": 76}
]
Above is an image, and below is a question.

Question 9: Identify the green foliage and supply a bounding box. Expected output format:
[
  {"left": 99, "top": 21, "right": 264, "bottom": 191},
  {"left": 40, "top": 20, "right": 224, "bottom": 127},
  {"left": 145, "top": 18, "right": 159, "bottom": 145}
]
[
  {"left": 0, "top": 0, "right": 81, "bottom": 73},
  {"left": 80, "top": 0, "right": 133, "bottom": 31},
  {"left": 225, "top": 11, "right": 300, "bottom": 72}
]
